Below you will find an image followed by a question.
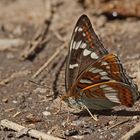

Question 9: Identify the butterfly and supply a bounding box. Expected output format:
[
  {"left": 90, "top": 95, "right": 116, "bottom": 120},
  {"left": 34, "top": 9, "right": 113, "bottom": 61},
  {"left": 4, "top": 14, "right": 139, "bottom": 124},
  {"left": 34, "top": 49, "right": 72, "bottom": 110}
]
[{"left": 62, "top": 14, "right": 139, "bottom": 110}]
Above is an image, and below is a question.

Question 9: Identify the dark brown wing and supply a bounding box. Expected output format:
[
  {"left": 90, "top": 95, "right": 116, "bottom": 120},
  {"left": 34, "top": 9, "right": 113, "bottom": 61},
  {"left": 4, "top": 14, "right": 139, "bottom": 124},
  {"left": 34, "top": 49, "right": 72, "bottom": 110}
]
[{"left": 65, "top": 14, "right": 108, "bottom": 91}]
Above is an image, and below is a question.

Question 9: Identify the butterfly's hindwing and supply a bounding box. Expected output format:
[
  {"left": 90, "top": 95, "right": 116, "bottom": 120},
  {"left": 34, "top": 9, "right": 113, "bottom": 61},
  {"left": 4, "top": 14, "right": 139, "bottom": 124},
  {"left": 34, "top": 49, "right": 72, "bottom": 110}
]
[{"left": 81, "top": 81, "right": 138, "bottom": 107}]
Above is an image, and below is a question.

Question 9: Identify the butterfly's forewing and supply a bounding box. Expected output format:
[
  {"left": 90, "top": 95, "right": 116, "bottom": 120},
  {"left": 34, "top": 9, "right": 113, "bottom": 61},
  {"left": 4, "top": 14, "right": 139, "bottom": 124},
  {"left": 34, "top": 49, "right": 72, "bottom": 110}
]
[{"left": 66, "top": 15, "right": 108, "bottom": 91}]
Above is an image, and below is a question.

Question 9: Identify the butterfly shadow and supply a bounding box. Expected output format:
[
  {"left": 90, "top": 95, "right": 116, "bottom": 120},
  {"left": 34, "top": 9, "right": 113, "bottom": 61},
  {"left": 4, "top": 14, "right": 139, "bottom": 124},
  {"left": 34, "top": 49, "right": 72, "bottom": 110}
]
[
  {"left": 52, "top": 56, "right": 67, "bottom": 99},
  {"left": 73, "top": 108, "right": 140, "bottom": 117}
]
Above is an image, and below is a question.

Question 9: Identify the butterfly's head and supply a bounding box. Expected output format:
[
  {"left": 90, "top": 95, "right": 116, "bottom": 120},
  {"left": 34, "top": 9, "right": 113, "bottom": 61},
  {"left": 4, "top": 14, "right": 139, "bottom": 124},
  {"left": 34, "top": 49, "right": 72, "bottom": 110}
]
[
  {"left": 61, "top": 92, "right": 83, "bottom": 110},
  {"left": 61, "top": 93, "right": 70, "bottom": 103}
]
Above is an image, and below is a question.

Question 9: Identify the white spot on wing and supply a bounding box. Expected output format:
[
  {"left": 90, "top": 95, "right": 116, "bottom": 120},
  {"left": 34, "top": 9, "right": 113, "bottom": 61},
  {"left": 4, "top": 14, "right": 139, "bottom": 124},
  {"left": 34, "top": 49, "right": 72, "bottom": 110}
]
[
  {"left": 106, "top": 66, "right": 110, "bottom": 69},
  {"left": 72, "top": 41, "right": 76, "bottom": 50},
  {"left": 104, "top": 87, "right": 113, "bottom": 91},
  {"left": 73, "top": 41, "right": 82, "bottom": 50},
  {"left": 75, "top": 27, "right": 83, "bottom": 32},
  {"left": 99, "top": 71, "right": 108, "bottom": 76},
  {"left": 101, "top": 76, "right": 110, "bottom": 80},
  {"left": 101, "top": 61, "right": 108, "bottom": 65},
  {"left": 104, "top": 87, "right": 117, "bottom": 92},
  {"left": 100, "top": 85, "right": 108, "bottom": 88},
  {"left": 83, "top": 33, "right": 86, "bottom": 36},
  {"left": 80, "top": 79, "right": 92, "bottom": 84},
  {"left": 105, "top": 93, "right": 120, "bottom": 103},
  {"left": 78, "top": 27, "right": 83, "bottom": 32},
  {"left": 83, "top": 49, "right": 91, "bottom": 56},
  {"left": 89, "top": 67, "right": 96, "bottom": 72},
  {"left": 80, "top": 43, "right": 86, "bottom": 49},
  {"left": 90, "top": 52, "right": 99, "bottom": 59},
  {"left": 91, "top": 68, "right": 103, "bottom": 74},
  {"left": 69, "top": 64, "right": 79, "bottom": 69},
  {"left": 74, "top": 27, "right": 78, "bottom": 32}
]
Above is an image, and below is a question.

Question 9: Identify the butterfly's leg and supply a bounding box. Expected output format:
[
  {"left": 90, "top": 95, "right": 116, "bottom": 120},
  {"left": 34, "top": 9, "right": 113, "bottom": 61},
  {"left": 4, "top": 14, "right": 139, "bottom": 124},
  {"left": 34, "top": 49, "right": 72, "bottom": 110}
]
[
  {"left": 66, "top": 110, "right": 70, "bottom": 124},
  {"left": 82, "top": 104, "right": 98, "bottom": 121},
  {"left": 53, "top": 94, "right": 70, "bottom": 114}
]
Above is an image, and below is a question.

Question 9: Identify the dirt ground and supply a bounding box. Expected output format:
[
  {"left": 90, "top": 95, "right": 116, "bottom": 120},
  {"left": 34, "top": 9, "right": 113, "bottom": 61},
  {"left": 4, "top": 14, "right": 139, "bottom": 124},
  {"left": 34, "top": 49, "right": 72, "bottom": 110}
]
[{"left": 0, "top": 0, "right": 140, "bottom": 140}]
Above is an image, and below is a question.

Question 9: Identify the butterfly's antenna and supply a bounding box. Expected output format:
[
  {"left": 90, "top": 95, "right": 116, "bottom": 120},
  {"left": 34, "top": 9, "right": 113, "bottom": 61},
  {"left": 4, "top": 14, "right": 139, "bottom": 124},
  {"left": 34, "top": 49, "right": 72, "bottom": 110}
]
[{"left": 82, "top": 105, "right": 98, "bottom": 121}]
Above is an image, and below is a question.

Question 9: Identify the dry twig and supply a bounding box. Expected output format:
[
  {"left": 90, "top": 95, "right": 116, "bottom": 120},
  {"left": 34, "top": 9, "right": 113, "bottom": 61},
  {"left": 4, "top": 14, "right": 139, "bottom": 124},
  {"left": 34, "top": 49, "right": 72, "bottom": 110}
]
[
  {"left": 121, "top": 124, "right": 140, "bottom": 140},
  {"left": 4, "top": 108, "right": 15, "bottom": 112},
  {"left": 0, "top": 119, "right": 63, "bottom": 140},
  {"left": 0, "top": 38, "right": 24, "bottom": 52},
  {"left": 12, "top": 112, "right": 21, "bottom": 118},
  {"left": 108, "top": 119, "right": 130, "bottom": 129},
  {"left": 20, "top": 0, "right": 53, "bottom": 60},
  {"left": 0, "top": 70, "right": 30, "bottom": 86}
]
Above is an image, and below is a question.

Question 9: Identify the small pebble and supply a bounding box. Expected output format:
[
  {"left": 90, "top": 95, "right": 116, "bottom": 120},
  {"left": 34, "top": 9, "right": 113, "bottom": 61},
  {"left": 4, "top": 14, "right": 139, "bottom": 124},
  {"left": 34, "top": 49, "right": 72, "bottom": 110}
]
[
  {"left": 119, "top": 127, "right": 122, "bottom": 130},
  {"left": 61, "top": 121, "right": 67, "bottom": 127},
  {"left": 34, "top": 88, "right": 47, "bottom": 94},
  {"left": 64, "top": 129, "right": 78, "bottom": 136},
  {"left": 42, "top": 111, "right": 51, "bottom": 116},
  {"left": 97, "top": 129, "right": 101, "bottom": 132},
  {"left": 28, "top": 97, "right": 32, "bottom": 100},
  {"left": 108, "top": 120, "right": 114, "bottom": 125},
  {"left": 72, "top": 135, "right": 84, "bottom": 139},
  {"left": 12, "top": 100, "right": 18, "bottom": 104},
  {"left": 46, "top": 107, "right": 49, "bottom": 110},
  {"left": 132, "top": 116, "right": 138, "bottom": 120},
  {"left": 79, "top": 128, "right": 92, "bottom": 135}
]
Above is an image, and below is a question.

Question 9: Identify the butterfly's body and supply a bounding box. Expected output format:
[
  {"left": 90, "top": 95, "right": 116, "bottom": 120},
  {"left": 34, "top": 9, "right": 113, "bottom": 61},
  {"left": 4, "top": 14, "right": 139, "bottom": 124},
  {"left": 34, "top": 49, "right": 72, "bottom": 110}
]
[{"left": 63, "top": 14, "right": 139, "bottom": 110}]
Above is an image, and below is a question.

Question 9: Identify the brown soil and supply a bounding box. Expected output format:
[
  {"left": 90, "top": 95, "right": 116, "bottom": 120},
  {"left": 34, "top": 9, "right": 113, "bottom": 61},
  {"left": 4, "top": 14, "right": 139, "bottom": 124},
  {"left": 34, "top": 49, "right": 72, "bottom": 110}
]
[{"left": 0, "top": 0, "right": 140, "bottom": 140}]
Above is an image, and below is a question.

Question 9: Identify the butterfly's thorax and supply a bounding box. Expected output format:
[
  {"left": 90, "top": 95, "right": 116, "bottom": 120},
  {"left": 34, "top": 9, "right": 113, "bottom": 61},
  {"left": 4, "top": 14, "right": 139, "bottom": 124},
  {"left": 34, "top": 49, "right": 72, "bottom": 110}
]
[{"left": 62, "top": 89, "right": 83, "bottom": 110}]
